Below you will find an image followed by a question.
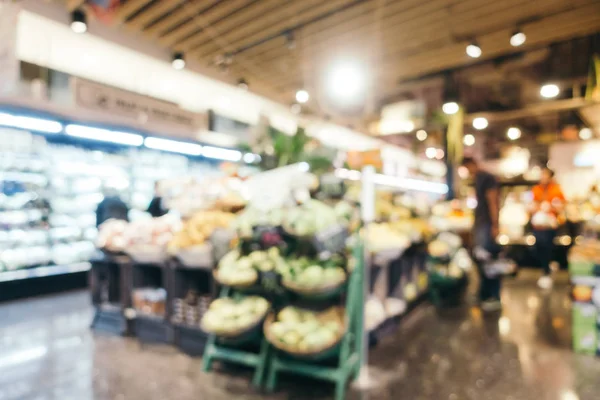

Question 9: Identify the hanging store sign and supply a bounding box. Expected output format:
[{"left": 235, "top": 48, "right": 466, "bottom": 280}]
[{"left": 72, "top": 78, "right": 206, "bottom": 133}]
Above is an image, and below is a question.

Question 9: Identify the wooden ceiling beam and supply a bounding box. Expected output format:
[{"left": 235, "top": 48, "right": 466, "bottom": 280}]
[
  {"left": 174, "top": 0, "right": 285, "bottom": 52},
  {"left": 158, "top": 0, "right": 253, "bottom": 47},
  {"left": 113, "top": 0, "right": 153, "bottom": 24},
  {"left": 124, "top": 0, "right": 187, "bottom": 31},
  {"left": 142, "top": 0, "right": 221, "bottom": 38},
  {"left": 198, "top": 0, "right": 379, "bottom": 59}
]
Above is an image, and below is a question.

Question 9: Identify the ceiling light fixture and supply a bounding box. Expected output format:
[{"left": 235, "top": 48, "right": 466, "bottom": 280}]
[
  {"left": 295, "top": 89, "right": 309, "bottom": 104},
  {"left": 0, "top": 112, "right": 63, "bottom": 134},
  {"left": 463, "top": 134, "right": 475, "bottom": 146},
  {"left": 202, "top": 146, "right": 242, "bottom": 162},
  {"left": 237, "top": 78, "right": 248, "bottom": 91},
  {"left": 425, "top": 147, "right": 437, "bottom": 159},
  {"left": 172, "top": 52, "right": 185, "bottom": 70},
  {"left": 510, "top": 30, "right": 526, "bottom": 47},
  {"left": 472, "top": 117, "right": 488, "bottom": 130},
  {"left": 507, "top": 127, "right": 521, "bottom": 140},
  {"left": 442, "top": 102, "right": 459, "bottom": 115},
  {"left": 144, "top": 137, "right": 201, "bottom": 155},
  {"left": 65, "top": 124, "right": 143, "bottom": 146},
  {"left": 540, "top": 83, "right": 560, "bottom": 98},
  {"left": 466, "top": 41, "right": 482, "bottom": 58},
  {"left": 326, "top": 61, "right": 366, "bottom": 104},
  {"left": 579, "top": 127, "right": 593, "bottom": 140},
  {"left": 70, "top": 9, "right": 87, "bottom": 34},
  {"left": 416, "top": 129, "right": 428, "bottom": 141}
]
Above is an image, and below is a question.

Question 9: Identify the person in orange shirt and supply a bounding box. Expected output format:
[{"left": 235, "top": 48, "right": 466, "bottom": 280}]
[{"left": 531, "top": 167, "right": 565, "bottom": 289}]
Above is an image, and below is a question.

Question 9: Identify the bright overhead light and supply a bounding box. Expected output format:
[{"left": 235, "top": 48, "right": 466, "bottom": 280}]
[
  {"left": 144, "top": 137, "right": 202, "bottom": 155},
  {"left": 472, "top": 117, "right": 488, "bottom": 130},
  {"left": 425, "top": 147, "right": 437, "bottom": 159},
  {"left": 202, "top": 146, "right": 242, "bottom": 162},
  {"left": 466, "top": 42, "right": 482, "bottom": 58},
  {"left": 295, "top": 90, "right": 309, "bottom": 104},
  {"left": 463, "top": 134, "right": 475, "bottom": 146},
  {"left": 540, "top": 84, "right": 560, "bottom": 98},
  {"left": 442, "top": 102, "right": 459, "bottom": 115},
  {"left": 579, "top": 127, "right": 593, "bottom": 140},
  {"left": 507, "top": 127, "right": 521, "bottom": 140},
  {"left": 416, "top": 129, "right": 427, "bottom": 141},
  {"left": 243, "top": 153, "right": 260, "bottom": 163},
  {"left": 0, "top": 113, "right": 63, "bottom": 133},
  {"left": 172, "top": 52, "right": 185, "bottom": 70},
  {"left": 65, "top": 124, "right": 143, "bottom": 146},
  {"left": 70, "top": 10, "right": 87, "bottom": 34},
  {"left": 510, "top": 31, "right": 526, "bottom": 47},
  {"left": 327, "top": 61, "right": 366, "bottom": 103},
  {"left": 435, "top": 149, "right": 445, "bottom": 160}
]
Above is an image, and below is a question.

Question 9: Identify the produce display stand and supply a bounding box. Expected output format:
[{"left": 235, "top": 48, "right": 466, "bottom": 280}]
[
  {"left": 265, "top": 243, "right": 364, "bottom": 400},
  {"left": 170, "top": 257, "right": 215, "bottom": 356},
  {"left": 89, "top": 251, "right": 132, "bottom": 335},
  {"left": 201, "top": 285, "right": 272, "bottom": 388},
  {"left": 129, "top": 261, "right": 173, "bottom": 344}
]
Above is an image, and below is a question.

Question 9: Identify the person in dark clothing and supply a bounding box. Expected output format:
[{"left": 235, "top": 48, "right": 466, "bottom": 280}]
[
  {"left": 461, "top": 157, "right": 502, "bottom": 311},
  {"left": 147, "top": 181, "right": 168, "bottom": 218},
  {"left": 96, "top": 192, "right": 129, "bottom": 227}
]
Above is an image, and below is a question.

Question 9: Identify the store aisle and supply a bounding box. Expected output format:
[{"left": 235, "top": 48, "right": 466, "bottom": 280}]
[{"left": 1, "top": 271, "right": 599, "bottom": 400}]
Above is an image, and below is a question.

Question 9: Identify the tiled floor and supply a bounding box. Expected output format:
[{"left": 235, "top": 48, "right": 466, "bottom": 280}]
[{"left": 1, "top": 270, "right": 599, "bottom": 400}]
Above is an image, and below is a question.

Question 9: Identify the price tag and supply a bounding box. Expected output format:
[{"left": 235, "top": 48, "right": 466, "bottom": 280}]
[
  {"left": 210, "top": 228, "right": 236, "bottom": 262},
  {"left": 313, "top": 224, "right": 349, "bottom": 256}
]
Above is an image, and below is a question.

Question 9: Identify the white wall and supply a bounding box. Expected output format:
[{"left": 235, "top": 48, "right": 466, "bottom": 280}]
[{"left": 549, "top": 140, "right": 600, "bottom": 198}]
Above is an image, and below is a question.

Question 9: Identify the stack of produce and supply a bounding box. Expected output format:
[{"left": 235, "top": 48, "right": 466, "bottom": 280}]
[
  {"left": 362, "top": 223, "right": 411, "bottom": 253},
  {"left": 96, "top": 215, "right": 180, "bottom": 254},
  {"left": 166, "top": 177, "right": 247, "bottom": 217},
  {"left": 201, "top": 296, "right": 270, "bottom": 336},
  {"left": 279, "top": 256, "right": 347, "bottom": 294},
  {"left": 172, "top": 290, "right": 211, "bottom": 327},
  {"left": 168, "top": 210, "right": 235, "bottom": 253},
  {"left": 265, "top": 306, "right": 345, "bottom": 353}
]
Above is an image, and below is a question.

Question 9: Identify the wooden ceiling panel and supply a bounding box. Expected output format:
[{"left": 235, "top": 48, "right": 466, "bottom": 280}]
[
  {"left": 124, "top": 0, "right": 186, "bottom": 31},
  {"left": 192, "top": 0, "right": 343, "bottom": 58},
  {"left": 63, "top": 0, "right": 600, "bottom": 120},
  {"left": 159, "top": 0, "right": 257, "bottom": 48}
]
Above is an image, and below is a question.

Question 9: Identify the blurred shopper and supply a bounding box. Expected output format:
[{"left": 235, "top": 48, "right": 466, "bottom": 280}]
[
  {"left": 147, "top": 181, "right": 168, "bottom": 218},
  {"left": 96, "top": 187, "right": 129, "bottom": 227},
  {"left": 531, "top": 167, "right": 565, "bottom": 289},
  {"left": 461, "top": 157, "right": 502, "bottom": 311}
]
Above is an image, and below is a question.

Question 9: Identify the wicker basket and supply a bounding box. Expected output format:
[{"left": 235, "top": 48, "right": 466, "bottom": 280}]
[
  {"left": 263, "top": 307, "right": 346, "bottom": 360},
  {"left": 201, "top": 312, "right": 268, "bottom": 343},
  {"left": 212, "top": 269, "right": 258, "bottom": 289},
  {"left": 127, "top": 245, "right": 168, "bottom": 264},
  {"left": 176, "top": 244, "right": 213, "bottom": 269},
  {"left": 281, "top": 276, "right": 347, "bottom": 299}
]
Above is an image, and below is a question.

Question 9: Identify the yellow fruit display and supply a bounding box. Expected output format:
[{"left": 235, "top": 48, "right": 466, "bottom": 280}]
[{"left": 168, "top": 211, "right": 235, "bottom": 252}]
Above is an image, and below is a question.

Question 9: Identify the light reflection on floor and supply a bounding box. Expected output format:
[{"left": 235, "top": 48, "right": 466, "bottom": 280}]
[{"left": 0, "top": 270, "right": 598, "bottom": 400}]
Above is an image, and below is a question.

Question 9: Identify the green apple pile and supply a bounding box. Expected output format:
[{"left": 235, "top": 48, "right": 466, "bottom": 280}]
[
  {"left": 266, "top": 306, "right": 344, "bottom": 353},
  {"left": 201, "top": 296, "right": 270, "bottom": 336},
  {"left": 215, "top": 249, "right": 259, "bottom": 287},
  {"left": 280, "top": 257, "right": 346, "bottom": 292},
  {"left": 284, "top": 200, "right": 340, "bottom": 236}
]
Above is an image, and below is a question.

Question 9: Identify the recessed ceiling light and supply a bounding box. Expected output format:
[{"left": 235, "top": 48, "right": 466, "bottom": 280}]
[
  {"left": 463, "top": 134, "right": 475, "bottom": 146},
  {"left": 510, "top": 30, "right": 526, "bottom": 47},
  {"left": 295, "top": 89, "right": 309, "bottom": 103},
  {"left": 507, "top": 127, "right": 521, "bottom": 140},
  {"left": 540, "top": 84, "right": 560, "bottom": 98},
  {"left": 442, "top": 102, "right": 459, "bottom": 115},
  {"left": 416, "top": 129, "right": 427, "bottom": 141},
  {"left": 472, "top": 117, "right": 488, "bottom": 130},
  {"left": 579, "top": 127, "right": 592, "bottom": 140},
  {"left": 466, "top": 42, "right": 482, "bottom": 58},
  {"left": 172, "top": 52, "right": 185, "bottom": 70}
]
